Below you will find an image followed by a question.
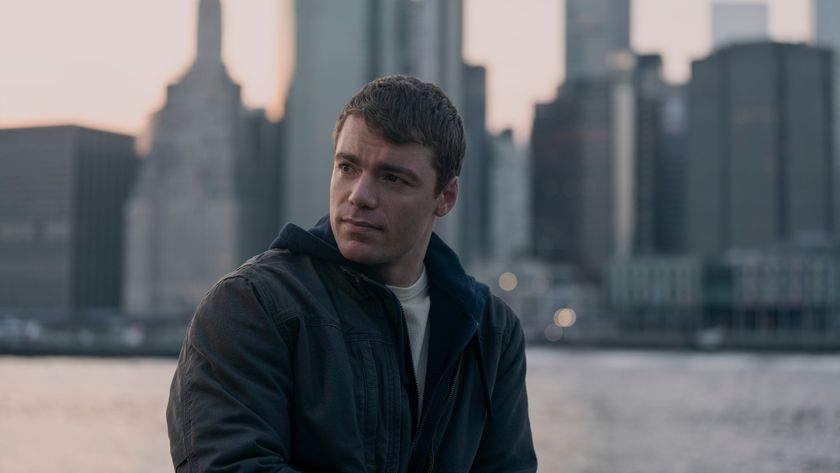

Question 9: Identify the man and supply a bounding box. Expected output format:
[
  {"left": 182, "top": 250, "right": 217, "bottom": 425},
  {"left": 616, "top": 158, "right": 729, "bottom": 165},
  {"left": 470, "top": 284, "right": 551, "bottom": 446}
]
[{"left": 167, "top": 75, "right": 537, "bottom": 472}]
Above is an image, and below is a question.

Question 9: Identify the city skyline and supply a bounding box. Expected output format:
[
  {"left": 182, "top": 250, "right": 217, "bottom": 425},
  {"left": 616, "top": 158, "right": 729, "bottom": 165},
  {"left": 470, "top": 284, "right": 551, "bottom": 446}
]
[{"left": 0, "top": 0, "right": 812, "bottom": 142}]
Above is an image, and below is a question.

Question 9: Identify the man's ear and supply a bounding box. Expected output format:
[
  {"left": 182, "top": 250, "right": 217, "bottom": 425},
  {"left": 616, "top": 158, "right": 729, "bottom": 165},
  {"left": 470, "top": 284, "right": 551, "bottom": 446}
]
[{"left": 434, "top": 177, "right": 459, "bottom": 217}]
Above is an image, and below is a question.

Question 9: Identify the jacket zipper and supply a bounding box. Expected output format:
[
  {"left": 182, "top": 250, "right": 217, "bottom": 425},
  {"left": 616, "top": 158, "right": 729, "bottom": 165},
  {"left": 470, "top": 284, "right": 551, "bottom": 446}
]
[
  {"left": 410, "top": 344, "right": 422, "bottom": 433},
  {"left": 424, "top": 358, "right": 461, "bottom": 473},
  {"left": 391, "top": 291, "right": 435, "bottom": 473},
  {"left": 390, "top": 293, "right": 423, "bottom": 434},
  {"left": 372, "top": 278, "right": 472, "bottom": 472}
]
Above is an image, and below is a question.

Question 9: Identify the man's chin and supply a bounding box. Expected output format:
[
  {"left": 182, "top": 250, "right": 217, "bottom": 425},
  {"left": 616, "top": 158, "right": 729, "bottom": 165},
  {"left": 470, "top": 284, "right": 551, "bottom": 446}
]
[{"left": 336, "top": 240, "right": 381, "bottom": 265}]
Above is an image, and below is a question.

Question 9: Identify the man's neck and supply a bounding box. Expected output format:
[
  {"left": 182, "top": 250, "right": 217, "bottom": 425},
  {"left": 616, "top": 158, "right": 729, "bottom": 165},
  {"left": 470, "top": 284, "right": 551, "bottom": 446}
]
[{"left": 376, "top": 259, "right": 426, "bottom": 287}]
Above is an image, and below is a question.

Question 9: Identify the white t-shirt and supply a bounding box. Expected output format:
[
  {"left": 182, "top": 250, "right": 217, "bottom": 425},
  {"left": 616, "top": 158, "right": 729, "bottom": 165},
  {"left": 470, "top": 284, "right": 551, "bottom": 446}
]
[{"left": 386, "top": 266, "right": 430, "bottom": 412}]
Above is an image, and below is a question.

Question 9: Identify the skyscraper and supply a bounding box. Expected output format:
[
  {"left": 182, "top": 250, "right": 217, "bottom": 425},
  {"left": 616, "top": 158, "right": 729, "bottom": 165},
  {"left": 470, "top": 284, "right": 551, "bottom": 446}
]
[
  {"left": 459, "top": 63, "right": 491, "bottom": 266},
  {"left": 529, "top": 0, "right": 639, "bottom": 277},
  {"left": 531, "top": 51, "right": 666, "bottom": 278},
  {"left": 404, "top": 0, "right": 467, "bottom": 249},
  {"left": 686, "top": 42, "right": 834, "bottom": 258},
  {"left": 0, "top": 126, "right": 136, "bottom": 315},
  {"left": 123, "top": 0, "right": 279, "bottom": 316},
  {"left": 815, "top": 0, "right": 840, "bottom": 227},
  {"left": 564, "top": 0, "right": 631, "bottom": 81},
  {"left": 711, "top": 1, "right": 768, "bottom": 50},
  {"left": 282, "top": 0, "right": 471, "bottom": 251},
  {"left": 631, "top": 55, "right": 666, "bottom": 255},
  {"left": 404, "top": 0, "right": 465, "bottom": 107},
  {"left": 282, "top": 0, "right": 402, "bottom": 229},
  {"left": 655, "top": 84, "right": 688, "bottom": 254},
  {"left": 531, "top": 80, "right": 614, "bottom": 276},
  {"left": 489, "top": 129, "right": 530, "bottom": 263}
]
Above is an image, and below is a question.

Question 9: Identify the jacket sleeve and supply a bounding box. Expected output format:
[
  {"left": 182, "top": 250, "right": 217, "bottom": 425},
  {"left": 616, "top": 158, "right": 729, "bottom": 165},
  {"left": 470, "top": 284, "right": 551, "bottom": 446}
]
[
  {"left": 470, "top": 313, "right": 538, "bottom": 473},
  {"left": 166, "top": 275, "right": 302, "bottom": 473}
]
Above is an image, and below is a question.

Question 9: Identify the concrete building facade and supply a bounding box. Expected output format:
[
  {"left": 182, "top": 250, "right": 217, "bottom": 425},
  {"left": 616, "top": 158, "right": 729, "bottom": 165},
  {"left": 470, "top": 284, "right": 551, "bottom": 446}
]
[
  {"left": 489, "top": 129, "right": 530, "bottom": 264},
  {"left": 459, "top": 63, "right": 491, "bottom": 266},
  {"left": 815, "top": 0, "right": 840, "bottom": 228},
  {"left": 0, "top": 126, "right": 137, "bottom": 315},
  {"left": 655, "top": 84, "right": 688, "bottom": 254},
  {"left": 686, "top": 42, "right": 834, "bottom": 258},
  {"left": 531, "top": 80, "right": 613, "bottom": 273},
  {"left": 123, "top": 0, "right": 279, "bottom": 316},
  {"left": 531, "top": 54, "right": 666, "bottom": 277},
  {"left": 608, "top": 247, "right": 840, "bottom": 340}
]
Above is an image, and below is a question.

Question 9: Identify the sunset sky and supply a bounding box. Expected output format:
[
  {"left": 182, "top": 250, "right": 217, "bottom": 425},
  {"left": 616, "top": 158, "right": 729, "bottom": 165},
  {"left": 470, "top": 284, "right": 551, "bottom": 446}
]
[{"left": 0, "top": 0, "right": 813, "bottom": 142}]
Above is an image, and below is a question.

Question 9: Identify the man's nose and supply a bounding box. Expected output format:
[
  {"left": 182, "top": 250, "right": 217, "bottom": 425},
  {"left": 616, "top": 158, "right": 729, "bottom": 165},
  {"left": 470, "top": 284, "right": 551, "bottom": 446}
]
[{"left": 348, "top": 174, "right": 378, "bottom": 209}]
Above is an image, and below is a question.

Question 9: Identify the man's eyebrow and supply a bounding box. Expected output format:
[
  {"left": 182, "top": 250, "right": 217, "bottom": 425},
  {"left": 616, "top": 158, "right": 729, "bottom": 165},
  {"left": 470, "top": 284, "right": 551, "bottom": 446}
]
[
  {"left": 334, "top": 152, "right": 359, "bottom": 163},
  {"left": 334, "top": 153, "right": 421, "bottom": 183},
  {"left": 378, "top": 163, "right": 420, "bottom": 182}
]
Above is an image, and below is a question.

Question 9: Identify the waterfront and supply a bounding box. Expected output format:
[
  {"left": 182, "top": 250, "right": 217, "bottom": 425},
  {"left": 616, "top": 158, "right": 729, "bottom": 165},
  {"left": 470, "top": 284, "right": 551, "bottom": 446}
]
[{"left": 1, "top": 348, "right": 839, "bottom": 472}]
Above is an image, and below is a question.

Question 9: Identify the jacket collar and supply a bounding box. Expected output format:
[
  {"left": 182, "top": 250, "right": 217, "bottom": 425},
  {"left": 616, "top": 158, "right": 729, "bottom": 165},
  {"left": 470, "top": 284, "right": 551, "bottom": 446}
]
[{"left": 269, "top": 216, "right": 489, "bottom": 321}]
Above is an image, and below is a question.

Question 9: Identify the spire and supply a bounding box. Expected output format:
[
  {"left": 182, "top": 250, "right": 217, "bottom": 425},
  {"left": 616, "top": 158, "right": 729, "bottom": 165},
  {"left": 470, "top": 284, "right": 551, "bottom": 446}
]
[{"left": 195, "top": 0, "right": 222, "bottom": 67}]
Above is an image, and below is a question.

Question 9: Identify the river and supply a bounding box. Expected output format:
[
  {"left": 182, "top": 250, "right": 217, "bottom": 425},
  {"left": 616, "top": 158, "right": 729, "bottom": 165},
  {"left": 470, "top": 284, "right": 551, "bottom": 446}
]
[{"left": 2, "top": 347, "right": 839, "bottom": 472}]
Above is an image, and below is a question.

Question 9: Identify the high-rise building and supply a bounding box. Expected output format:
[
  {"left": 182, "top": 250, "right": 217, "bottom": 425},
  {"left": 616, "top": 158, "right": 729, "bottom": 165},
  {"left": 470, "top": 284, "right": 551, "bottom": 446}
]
[
  {"left": 530, "top": 0, "right": 640, "bottom": 278},
  {"left": 283, "top": 0, "right": 401, "bottom": 229},
  {"left": 815, "top": 0, "right": 840, "bottom": 226},
  {"left": 123, "top": 0, "right": 280, "bottom": 316},
  {"left": 404, "top": 0, "right": 468, "bottom": 251},
  {"left": 283, "top": 0, "right": 473, "bottom": 253},
  {"left": 0, "top": 126, "right": 137, "bottom": 315},
  {"left": 610, "top": 54, "right": 666, "bottom": 259},
  {"left": 404, "top": 0, "right": 465, "bottom": 107},
  {"left": 655, "top": 84, "right": 688, "bottom": 253},
  {"left": 459, "top": 63, "right": 490, "bottom": 266},
  {"left": 531, "top": 52, "right": 665, "bottom": 277},
  {"left": 631, "top": 55, "right": 666, "bottom": 255},
  {"left": 531, "top": 79, "right": 614, "bottom": 276},
  {"left": 489, "top": 129, "right": 530, "bottom": 263},
  {"left": 564, "top": 0, "right": 631, "bottom": 81},
  {"left": 711, "top": 1, "right": 768, "bottom": 50},
  {"left": 686, "top": 42, "right": 834, "bottom": 258}
]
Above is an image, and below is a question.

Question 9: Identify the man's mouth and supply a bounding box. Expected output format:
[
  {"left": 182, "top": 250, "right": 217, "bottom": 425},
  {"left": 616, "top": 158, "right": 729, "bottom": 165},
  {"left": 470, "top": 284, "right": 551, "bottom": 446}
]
[{"left": 342, "top": 217, "right": 382, "bottom": 232}]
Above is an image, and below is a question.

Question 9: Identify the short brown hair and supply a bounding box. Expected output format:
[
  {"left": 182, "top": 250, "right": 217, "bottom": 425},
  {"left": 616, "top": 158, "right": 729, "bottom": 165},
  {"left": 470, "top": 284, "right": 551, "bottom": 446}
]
[{"left": 333, "top": 75, "right": 466, "bottom": 194}]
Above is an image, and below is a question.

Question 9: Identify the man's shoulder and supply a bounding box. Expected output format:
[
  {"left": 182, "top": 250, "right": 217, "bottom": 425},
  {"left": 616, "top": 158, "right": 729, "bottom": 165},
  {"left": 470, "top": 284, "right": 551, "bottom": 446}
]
[
  {"left": 210, "top": 249, "right": 340, "bottom": 318},
  {"left": 425, "top": 265, "right": 522, "bottom": 341},
  {"left": 442, "top": 272, "right": 521, "bottom": 342},
  {"left": 480, "top": 291, "right": 522, "bottom": 338},
  {"left": 233, "top": 247, "right": 341, "bottom": 284},
  {"left": 238, "top": 247, "right": 314, "bottom": 276}
]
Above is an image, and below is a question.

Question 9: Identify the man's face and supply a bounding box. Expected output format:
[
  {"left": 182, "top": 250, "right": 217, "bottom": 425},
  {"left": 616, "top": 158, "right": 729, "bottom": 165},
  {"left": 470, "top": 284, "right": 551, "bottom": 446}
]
[{"left": 330, "top": 115, "right": 458, "bottom": 286}]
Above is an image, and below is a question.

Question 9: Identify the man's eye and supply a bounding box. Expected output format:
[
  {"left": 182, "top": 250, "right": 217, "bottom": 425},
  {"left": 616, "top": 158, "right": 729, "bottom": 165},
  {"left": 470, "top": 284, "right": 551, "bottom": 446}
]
[
  {"left": 338, "top": 163, "right": 353, "bottom": 173},
  {"left": 383, "top": 174, "right": 405, "bottom": 184}
]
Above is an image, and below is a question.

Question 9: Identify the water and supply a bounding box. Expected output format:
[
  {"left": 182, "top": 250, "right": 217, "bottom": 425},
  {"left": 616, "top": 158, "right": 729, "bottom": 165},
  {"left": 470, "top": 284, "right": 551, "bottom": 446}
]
[
  {"left": 2, "top": 348, "right": 839, "bottom": 472},
  {"left": 527, "top": 349, "right": 840, "bottom": 472}
]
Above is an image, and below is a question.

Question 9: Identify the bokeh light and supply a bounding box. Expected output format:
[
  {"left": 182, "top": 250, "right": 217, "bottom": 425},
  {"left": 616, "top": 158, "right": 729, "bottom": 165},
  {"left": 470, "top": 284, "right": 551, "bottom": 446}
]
[
  {"left": 553, "top": 308, "right": 577, "bottom": 328},
  {"left": 498, "top": 272, "right": 518, "bottom": 291},
  {"left": 544, "top": 323, "right": 564, "bottom": 342}
]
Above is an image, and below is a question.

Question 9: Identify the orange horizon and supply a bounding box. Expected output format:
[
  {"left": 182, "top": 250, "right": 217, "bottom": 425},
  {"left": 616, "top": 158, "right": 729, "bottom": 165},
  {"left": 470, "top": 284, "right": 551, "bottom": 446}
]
[{"left": 0, "top": 0, "right": 812, "bottom": 143}]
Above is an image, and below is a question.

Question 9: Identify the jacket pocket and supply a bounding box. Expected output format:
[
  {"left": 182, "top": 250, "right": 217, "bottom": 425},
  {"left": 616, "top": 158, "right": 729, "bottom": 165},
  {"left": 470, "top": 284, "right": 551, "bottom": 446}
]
[{"left": 350, "top": 340, "right": 379, "bottom": 469}]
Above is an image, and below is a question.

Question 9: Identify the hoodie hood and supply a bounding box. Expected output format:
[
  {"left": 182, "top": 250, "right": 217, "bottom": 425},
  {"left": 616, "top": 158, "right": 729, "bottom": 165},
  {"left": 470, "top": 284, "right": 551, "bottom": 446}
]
[
  {"left": 269, "top": 217, "right": 345, "bottom": 265},
  {"left": 269, "top": 216, "right": 490, "bottom": 320}
]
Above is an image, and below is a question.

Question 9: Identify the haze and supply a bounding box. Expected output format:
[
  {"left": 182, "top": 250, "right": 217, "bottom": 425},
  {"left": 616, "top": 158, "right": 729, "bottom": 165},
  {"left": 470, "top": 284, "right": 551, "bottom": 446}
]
[{"left": 0, "top": 0, "right": 811, "bottom": 141}]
